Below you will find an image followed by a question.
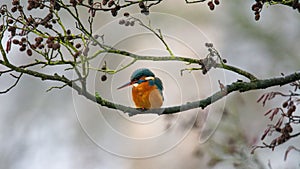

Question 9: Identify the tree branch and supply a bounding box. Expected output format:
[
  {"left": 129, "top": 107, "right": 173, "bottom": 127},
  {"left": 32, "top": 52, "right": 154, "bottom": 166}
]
[
  {"left": 0, "top": 73, "right": 23, "bottom": 94},
  {"left": 93, "top": 71, "right": 300, "bottom": 116}
]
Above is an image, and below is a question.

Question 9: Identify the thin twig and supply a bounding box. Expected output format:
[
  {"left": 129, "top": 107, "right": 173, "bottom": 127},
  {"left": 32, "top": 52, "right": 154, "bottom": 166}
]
[{"left": 0, "top": 73, "right": 23, "bottom": 94}]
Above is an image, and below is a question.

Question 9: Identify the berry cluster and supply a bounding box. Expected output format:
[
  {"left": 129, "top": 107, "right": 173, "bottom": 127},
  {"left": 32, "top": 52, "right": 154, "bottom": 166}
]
[
  {"left": 251, "top": 0, "right": 300, "bottom": 21},
  {"left": 198, "top": 43, "right": 222, "bottom": 75},
  {"left": 12, "top": 37, "right": 32, "bottom": 56},
  {"left": 100, "top": 61, "right": 107, "bottom": 82},
  {"left": 118, "top": 13, "right": 135, "bottom": 27},
  {"left": 251, "top": 1, "right": 264, "bottom": 21},
  {"left": 207, "top": 0, "right": 220, "bottom": 11},
  {"left": 139, "top": 1, "right": 150, "bottom": 15},
  {"left": 2, "top": 1, "right": 86, "bottom": 57},
  {"left": 101, "top": 0, "right": 121, "bottom": 17}
]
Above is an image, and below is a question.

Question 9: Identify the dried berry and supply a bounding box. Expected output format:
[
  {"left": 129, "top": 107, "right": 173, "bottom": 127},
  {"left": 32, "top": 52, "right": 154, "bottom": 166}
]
[
  {"left": 282, "top": 101, "right": 288, "bottom": 108},
  {"left": 101, "top": 75, "right": 107, "bottom": 81},
  {"left": 205, "top": 43, "right": 213, "bottom": 47},
  {"left": 252, "top": 4, "right": 257, "bottom": 11},
  {"left": 111, "top": 8, "right": 118, "bottom": 17},
  {"left": 12, "top": 39, "right": 19, "bottom": 44},
  {"left": 19, "top": 46, "right": 26, "bottom": 51},
  {"left": 48, "top": 36, "right": 55, "bottom": 41},
  {"left": 119, "top": 19, "right": 125, "bottom": 25},
  {"left": 102, "top": 0, "right": 109, "bottom": 6},
  {"left": 12, "top": 0, "right": 20, "bottom": 6},
  {"left": 0, "top": 9, "right": 5, "bottom": 15},
  {"left": 39, "top": 3, "right": 45, "bottom": 9},
  {"left": 255, "top": 14, "right": 260, "bottom": 21},
  {"left": 287, "top": 106, "right": 295, "bottom": 116},
  {"left": 35, "top": 37, "right": 43, "bottom": 43},
  {"left": 75, "top": 43, "right": 81, "bottom": 48},
  {"left": 21, "top": 37, "right": 27, "bottom": 42},
  {"left": 45, "top": 23, "right": 53, "bottom": 29},
  {"left": 70, "top": 0, "right": 77, "bottom": 6},
  {"left": 214, "top": 0, "right": 220, "bottom": 5},
  {"left": 67, "top": 29, "right": 71, "bottom": 35},
  {"left": 26, "top": 49, "right": 33, "bottom": 56},
  {"left": 125, "top": 21, "right": 130, "bottom": 26},
  {"left": 11, "top": 6, "right": 17, "bottom": 13},
  {"left": 257, "top": 2, "right": 263, "bottom": 9},
  {"left": 139, "top": 1, "right": 145, "bottom": 9},
  {"left": 88, "top": 0, "right": 93, "bottom": 5},
  {"left": 54, "top": 2, "right": 61, "bottom": 10},
  {"left": 141, "top": 8, "right": 149, "bottom": 15},
  {"left": 130, "top": 21, "right": 135, "bottom": 26},
  {"left": 47, "top": 43, "right": 53, "bottom": 48},
  {"left": 208, "top": 1, "right": 215, "bottom": 10},
  {"left": 124, "top": 12, "right": 130, "bottom": 17},
  {"left": 52, "top": 43, "right": 61, "bottom": 50},
  {"left": 27, "top": 5, "right": 33, "bottom": 11},
  {"left": 18, "top": 6, "right": 23, "bottom": 12},
  {"left": 285, "top": 124, "right": 293, "bottom": 133},
  {"left": 7, "top": 19, "right": 14, "bottom": 24},
  {"left": 108, "top": 0, "right": 115, "bottom": 8}
]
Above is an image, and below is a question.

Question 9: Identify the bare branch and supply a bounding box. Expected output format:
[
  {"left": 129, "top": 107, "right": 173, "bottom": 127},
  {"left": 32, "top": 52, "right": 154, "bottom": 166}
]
[
  {"left": 0, "top": 73, "right": 23, "bottom": 94},
  {"left": 93, "top": 71, "right": 300, "bottom": 116},
  {"left": 284, "top": 146, "right": 300, "bottom": 161}
]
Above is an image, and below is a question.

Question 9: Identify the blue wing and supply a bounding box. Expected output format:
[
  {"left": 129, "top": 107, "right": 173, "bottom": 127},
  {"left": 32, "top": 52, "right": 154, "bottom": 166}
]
[
  {"left": 149, "top": 77, "right": 164, "bottom": 100},
  {"left": 154, "top": 77, "right": 163, "bottom": 91}
]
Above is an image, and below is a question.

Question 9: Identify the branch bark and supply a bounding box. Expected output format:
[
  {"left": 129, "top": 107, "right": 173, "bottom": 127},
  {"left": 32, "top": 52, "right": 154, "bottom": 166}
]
[{"left": 93, "top": 71, "right": 300, "bottom": 116}]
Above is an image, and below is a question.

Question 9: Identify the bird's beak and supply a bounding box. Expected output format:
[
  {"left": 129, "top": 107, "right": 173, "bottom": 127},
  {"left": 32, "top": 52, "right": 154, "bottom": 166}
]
[{"left": 117, "top": 82, "right": 132, "bottom": 90}]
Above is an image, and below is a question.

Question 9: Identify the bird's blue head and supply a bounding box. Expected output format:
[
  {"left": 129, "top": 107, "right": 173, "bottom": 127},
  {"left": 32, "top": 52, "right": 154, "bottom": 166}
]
[
  {"left": 130, "top": 68, "right": 155, "bottom": 81},
  {"left": 117, "top": 68, "right": 156, "bottom": 89}
]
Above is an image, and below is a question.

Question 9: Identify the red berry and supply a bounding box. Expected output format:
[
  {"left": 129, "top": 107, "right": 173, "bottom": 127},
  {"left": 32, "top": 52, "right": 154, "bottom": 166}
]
[
  {"left": 214, "top": 0, "right": 220, "bottom": 5},
  {"left": 26, "top": 49, "right": 33, "bottom": 56},
  {"left": 208, "top": 1, "right": 215, "bottom": 10},
  {"left": 124, "top": 12, "right": 130, "bottom": 17},
  {"left": 101, "top": 75, "right": 107, "bottom": 81},
  {"left": 255, "top": 14, "right": 260, "bottom": 21}
]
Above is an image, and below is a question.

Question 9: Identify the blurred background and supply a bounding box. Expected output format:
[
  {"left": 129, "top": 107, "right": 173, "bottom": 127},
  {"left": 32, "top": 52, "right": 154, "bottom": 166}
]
[{"left": 0, "top": 0, "right": 300, "bottom": 169}]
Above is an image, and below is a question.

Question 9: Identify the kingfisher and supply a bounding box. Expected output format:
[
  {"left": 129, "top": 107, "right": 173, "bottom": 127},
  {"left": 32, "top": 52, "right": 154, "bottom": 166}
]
[{"left": 117, "top": 68, "right": 164, "bottom": 109}]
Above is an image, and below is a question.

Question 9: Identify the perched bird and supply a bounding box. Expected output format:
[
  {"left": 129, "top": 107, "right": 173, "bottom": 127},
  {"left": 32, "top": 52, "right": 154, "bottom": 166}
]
[{"left": 117, "top": 68, "right": 164, "bottom": 109}]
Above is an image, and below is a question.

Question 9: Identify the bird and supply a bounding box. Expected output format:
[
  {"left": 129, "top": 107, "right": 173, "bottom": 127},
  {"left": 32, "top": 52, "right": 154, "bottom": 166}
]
[{"left": 117, "top": 68, "right": 164, "bottom": 109}]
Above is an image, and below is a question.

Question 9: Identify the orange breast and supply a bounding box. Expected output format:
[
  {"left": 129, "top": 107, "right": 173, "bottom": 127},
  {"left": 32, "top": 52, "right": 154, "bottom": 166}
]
[{"left": 132, "top": 81, "right": 163, "bottom": 109}]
